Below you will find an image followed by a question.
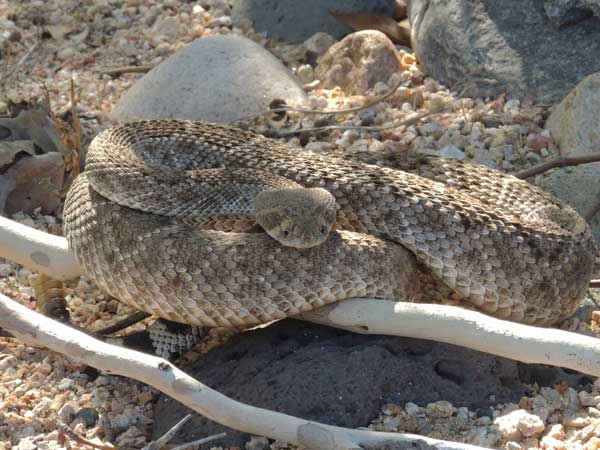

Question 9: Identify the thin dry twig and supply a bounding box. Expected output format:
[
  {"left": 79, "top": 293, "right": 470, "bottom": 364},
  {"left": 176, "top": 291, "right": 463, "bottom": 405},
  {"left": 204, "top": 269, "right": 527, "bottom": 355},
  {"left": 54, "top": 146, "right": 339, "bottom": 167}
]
[
  {"left": 144, "top": 414, "right": 193, "bottom": 450},
  {"left": 233, "top": 77, "right": 405, "bottom": 126},
  {"left": 270, "top": 78, "right": 404, "bottom": 116},
  {"left": 168, "top": 433, "right": 227, "bottom": 450},
  {"left": 39, "top": 82, "right": 53, "bottom": 116},
  {"left": 58, "top": 425, "right": 116, "bottom": 450},
  {"left": 54, "top": 79, "right": 83, "bottom": 196},
  {"left": 69, "top": 79, "right": 81, "bottom": 174},
  {"left": 590, "top": 279, "right": 600, "bottom": 289},
  {"left": 515, "top": 152, "right": 600, "bottom": 179},
  {"left": 271, "top": 107, "right": 445, "bottom": 136},
  {"left": 143, "top": 414, "right": 226, "bottom": 450},
  {"left": 15, "top": 41, "right": 39, "bottom": 71},
  {"left": 99, "top": 65, "right": 154, "bottom": 76}
]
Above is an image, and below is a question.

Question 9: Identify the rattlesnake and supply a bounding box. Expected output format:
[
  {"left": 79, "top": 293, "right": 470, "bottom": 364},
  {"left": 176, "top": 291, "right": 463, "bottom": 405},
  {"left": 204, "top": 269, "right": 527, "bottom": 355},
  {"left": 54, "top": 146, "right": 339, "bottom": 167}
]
[{"left": 63, "top": 119, "right": 597, "bottom": 328}]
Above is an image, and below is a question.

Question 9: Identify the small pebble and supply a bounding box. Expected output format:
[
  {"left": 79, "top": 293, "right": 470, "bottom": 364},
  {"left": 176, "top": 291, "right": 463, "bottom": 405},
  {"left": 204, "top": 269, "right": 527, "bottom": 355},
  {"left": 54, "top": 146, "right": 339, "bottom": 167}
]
[
  {"left": 440, "top": 145, "right": 466, "bottom": 160},
  {"left": 245, "top": 435, "right": 269, "bottom": 450},
  {"left": 57, "top": 378, "right": 75, "bottom": 391},
  {"left": 405, "top": 402, "right": 425, "bottom": 417},
  {"left": 494, "top": 409, "right": 545, "bottom": 440},
  {"left": 296, "top": 64, "right": 314, "bottom": 84},
  {"left": 426, "top": 400, "right": 455, "bottom": 418},
  {"left": 74, "top": 407, "right": 100, "bottom": 427},
  {"left": 112, "top": 413, "right": 131, "bottom": 431},
  {"left": 382, "top": 415, "right": 401, "bottom": 431},
  {"left": 59, "top": 403, "right": 76, "bottom": 423},
  {"left": 16, "top": 437, "right": 36, "bottom": 450}
]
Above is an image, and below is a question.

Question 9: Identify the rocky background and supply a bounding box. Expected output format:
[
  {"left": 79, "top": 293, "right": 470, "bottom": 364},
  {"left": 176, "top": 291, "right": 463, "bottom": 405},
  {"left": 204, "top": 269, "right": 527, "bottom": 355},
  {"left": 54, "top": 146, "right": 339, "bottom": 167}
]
[{"left": 2, "top": 1, "right": 600, "bottom": 449}]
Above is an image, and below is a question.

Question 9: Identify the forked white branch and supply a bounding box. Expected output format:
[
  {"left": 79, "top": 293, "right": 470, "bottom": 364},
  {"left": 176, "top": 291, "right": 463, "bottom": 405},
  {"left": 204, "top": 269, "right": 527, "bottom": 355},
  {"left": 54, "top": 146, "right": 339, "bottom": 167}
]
[
  {"left": 2, "top": 217, "right": 600, "bottom": 450},
  {"left": 0, "top": 294, "right": 485, "bottom": 450}
]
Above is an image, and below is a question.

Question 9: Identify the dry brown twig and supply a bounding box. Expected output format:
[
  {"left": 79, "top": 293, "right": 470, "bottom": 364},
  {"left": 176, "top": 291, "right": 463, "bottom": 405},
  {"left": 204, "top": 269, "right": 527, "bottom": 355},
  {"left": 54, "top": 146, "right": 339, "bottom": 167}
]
[
  {"left": 269, "top": 78, "right": 405, "bottom": 117},
  {"left": 515, "top": 152, "right": 600, "bottom": 179},
  {"left": 514, "top": 152, "right": 600, "bottom": 221},
  {"left": 99, "top": 65, "right": 154, "bottom": 76},
  {"left": 14, "top": 41, "right": 39, "bottom": 71},
  {"left": 39, "top": 82, "right": 53, "bottom": 116},
  {"left": 56, "top": 414, "right": 225, "bottom": 450},
  {"left": 41, "top": 79, "right": 82, "bottom": 195},
  {"left": 52, "top": 79, "right": 83, "bottom": 197},
  {"left": 265, "top": 83, "right": 471, "bottom": 136},
  {"left": 273, "top": 107, "right": 445, "bottom": 136},
  {"left": 143, "top": 414, "right": 226, "bottom": 450},
  {"left": 58, "top": 425, "right": 116, "bottom": 450},
  {"left": 69, "top": 79, "right": 82, "bottom": 176}
]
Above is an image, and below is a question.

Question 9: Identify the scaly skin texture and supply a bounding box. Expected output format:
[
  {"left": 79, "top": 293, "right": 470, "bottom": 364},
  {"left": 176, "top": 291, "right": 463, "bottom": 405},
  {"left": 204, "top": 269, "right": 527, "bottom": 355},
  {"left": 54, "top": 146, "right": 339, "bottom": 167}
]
[{"left": 63, "top": 120, "right": 597, "bottom": 327}]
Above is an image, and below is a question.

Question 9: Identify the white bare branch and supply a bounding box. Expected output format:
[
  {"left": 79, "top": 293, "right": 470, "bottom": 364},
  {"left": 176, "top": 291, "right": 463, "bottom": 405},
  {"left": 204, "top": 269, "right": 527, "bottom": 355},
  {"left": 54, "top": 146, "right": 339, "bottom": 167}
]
[
  {"left": 300, "top": 300, "right": 600, "bottom": 376},
  {"left": 0, "top": 293, "right": 486, "bottom": 450},
  {"left": 0, "top": 215, "right": 81, "bottom": 280},
  {"left": 1, "top": 217, "right": 600, "bottom": 376}
]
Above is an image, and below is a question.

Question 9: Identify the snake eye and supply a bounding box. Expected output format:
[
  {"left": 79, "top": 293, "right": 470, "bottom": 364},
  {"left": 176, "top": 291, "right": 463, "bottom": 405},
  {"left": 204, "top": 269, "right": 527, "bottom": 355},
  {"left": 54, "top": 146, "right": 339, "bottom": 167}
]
[
  {"left": 283, "top": 230, "right": 290, "bottom": 237},
  {"left": 320, "top": 225, "right": 327, "bottom": 234}
]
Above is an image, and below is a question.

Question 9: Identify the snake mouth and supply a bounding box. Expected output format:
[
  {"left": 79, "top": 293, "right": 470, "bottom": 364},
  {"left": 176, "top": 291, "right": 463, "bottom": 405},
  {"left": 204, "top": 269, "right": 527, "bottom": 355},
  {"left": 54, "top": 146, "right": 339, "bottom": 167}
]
[{"left": 265, "top": 222, "right": 333, "bottom": 249}]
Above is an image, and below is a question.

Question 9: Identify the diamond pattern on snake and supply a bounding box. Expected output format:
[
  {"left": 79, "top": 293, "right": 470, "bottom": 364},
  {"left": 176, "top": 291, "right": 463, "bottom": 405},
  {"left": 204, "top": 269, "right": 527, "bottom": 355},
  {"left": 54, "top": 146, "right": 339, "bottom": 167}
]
[{"left": 63, "top": 120, "right": 597, "bottom": 329}]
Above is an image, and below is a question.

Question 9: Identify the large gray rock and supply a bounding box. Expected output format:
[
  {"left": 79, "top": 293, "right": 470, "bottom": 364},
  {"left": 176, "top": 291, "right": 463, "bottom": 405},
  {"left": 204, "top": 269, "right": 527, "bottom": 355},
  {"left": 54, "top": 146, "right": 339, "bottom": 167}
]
[
  {"left": 540, "top": 164, "right": 600, "bottom": 220},
  {"left": 231, "top": 0, "right": 396, "bottom": 43},
  {"left": 153, "top": 319, "right": 590, "bottom": 447},
  {"left": 408, "top": 0, "right": 600, "bottom": 104},
  {"left": 546, "top": 73, "right": 600, "bottom": 157},
  {"left": 541, "top": 73, "right": 600, "bottom": 243},
  {"left": 539, "top": 165, "right": 600, "bottom": 244},
  {"left": 112, "top": 36, "right": 307, "bottom": 124}
]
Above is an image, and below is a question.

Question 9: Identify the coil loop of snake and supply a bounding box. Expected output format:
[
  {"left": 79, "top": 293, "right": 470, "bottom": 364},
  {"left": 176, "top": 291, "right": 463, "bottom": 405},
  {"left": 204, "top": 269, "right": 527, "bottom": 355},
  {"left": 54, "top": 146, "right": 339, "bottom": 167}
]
[{"left": 63, "top": 120, "right": 597, "bottom": 330}]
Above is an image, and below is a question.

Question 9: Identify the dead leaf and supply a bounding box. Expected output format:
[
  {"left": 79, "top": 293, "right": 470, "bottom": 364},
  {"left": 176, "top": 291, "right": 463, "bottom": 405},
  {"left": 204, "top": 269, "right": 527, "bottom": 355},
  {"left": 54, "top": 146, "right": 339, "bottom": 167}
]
[
  {"left": 330, "top": 11, "right": 411, "bottom": 46},
  {"left": 0, "top": 141, "right": 36, "bottom": 167},
  {"left": 3, "top": 153, "right": 64, "bottom": 215},
  {"left": 0, "top": 110, "right": 66, "bottom": 155}
]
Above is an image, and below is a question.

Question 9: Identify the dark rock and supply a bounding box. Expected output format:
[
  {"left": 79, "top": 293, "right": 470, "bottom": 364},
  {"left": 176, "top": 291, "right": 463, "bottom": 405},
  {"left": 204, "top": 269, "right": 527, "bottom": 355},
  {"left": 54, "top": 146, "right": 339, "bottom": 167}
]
[
  {"left": 74, "top": 407, "right": 100, "bottom": 428},
  {"left": 231, "top": 0, "right": 397, "bottom": 43},
  {"left": 0, "top": 110, "right": 65, "bottom": 154},
  {"left": 544, "top": 0, "right": 600, "bottom": 29},
  {"left": 408, "top": 0, "right": 600, "bottom": 104},
  {"left": 153, "top": 319, "right": 585, "bottom": 447}
]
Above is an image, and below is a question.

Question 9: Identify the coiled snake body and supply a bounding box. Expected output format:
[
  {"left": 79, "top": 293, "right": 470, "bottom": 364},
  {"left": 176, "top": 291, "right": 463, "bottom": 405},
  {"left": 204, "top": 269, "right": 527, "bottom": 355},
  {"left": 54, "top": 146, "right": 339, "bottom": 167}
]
[{"left": 63, "top": 120, "right": 597, "bottom": 328}]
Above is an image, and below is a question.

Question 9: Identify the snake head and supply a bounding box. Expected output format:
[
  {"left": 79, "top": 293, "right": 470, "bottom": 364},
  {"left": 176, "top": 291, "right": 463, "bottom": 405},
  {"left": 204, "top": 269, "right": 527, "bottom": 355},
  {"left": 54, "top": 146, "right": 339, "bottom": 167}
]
[{"left": 255, "top": 187, "right": 337, "bottom": 249}]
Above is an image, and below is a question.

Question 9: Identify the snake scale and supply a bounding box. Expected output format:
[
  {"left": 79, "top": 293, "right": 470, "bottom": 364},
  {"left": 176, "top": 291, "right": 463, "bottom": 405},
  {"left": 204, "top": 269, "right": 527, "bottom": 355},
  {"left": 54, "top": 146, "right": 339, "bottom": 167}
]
[{"left": 63, "top": 119, "right": 597, "bottom": 328}]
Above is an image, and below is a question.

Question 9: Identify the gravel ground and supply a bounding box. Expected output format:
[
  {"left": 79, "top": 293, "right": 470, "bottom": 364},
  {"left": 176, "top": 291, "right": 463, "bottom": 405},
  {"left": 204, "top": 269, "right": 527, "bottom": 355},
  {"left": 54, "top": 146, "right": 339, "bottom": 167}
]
[{"left": 1, "top": 1, "right": 600, "bottom": 449}]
